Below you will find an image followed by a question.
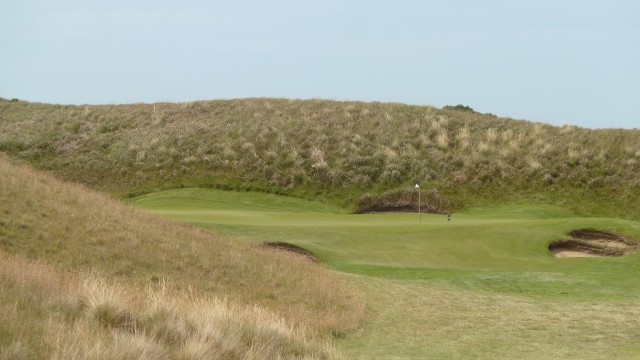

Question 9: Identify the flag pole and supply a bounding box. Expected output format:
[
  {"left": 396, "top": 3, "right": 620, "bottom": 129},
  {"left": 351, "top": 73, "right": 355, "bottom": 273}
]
[{"left": 415, "top": 182, "right": 421, "bottom": 223}]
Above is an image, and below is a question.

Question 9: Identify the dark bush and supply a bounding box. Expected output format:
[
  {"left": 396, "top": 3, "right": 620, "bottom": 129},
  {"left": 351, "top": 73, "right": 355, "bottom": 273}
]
[{"left": 443, "top": 104, "right": 474, "bottom": 112}]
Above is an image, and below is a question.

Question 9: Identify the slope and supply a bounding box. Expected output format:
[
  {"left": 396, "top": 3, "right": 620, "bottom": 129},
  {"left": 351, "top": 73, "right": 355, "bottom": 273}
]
[{"left": 0, "top": 157, "right": 364, "bottom": 357}]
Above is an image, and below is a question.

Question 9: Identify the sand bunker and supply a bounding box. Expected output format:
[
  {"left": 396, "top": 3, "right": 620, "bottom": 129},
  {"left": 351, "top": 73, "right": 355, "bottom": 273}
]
[
  {"left": 260, "top": 242, "right": 318, "bottom": 263},
  {"left": 549, "top": 230, "right": 638, "bottom": 258}
]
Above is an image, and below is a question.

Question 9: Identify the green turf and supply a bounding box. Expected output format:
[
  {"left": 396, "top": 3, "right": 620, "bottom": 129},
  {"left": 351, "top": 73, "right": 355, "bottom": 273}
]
[{"left": 130, "top": 188, "right": 640, "bottom": 359}]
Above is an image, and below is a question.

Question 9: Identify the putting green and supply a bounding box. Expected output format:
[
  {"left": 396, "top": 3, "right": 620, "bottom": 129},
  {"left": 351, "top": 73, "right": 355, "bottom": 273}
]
[
  {"left": 131, "top": 188, "right": 640, "bottom": 359},
  {"left": 130, "top": 188, "right": 640, "bottom": 298}
]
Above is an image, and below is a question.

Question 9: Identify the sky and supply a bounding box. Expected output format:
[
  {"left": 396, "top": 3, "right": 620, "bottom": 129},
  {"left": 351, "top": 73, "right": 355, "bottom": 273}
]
[{"left": 1, "top": 0, "right": 638, "bottom": 129}]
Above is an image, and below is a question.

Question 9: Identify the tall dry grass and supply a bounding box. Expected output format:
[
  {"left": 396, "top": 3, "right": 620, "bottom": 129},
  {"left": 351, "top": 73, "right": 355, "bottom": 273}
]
[{"left": 0, "top": 252, "right": 337, "bottom": 359}]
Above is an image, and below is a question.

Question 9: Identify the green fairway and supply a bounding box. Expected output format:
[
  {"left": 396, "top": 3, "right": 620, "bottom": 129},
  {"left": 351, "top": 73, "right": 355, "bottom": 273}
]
[{"left": 131, "top": 188, "right": 640, "bottom": 359}]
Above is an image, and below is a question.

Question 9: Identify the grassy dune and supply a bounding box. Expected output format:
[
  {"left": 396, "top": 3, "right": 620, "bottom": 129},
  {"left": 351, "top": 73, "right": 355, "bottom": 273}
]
[
  {"left": 1, "top": 98, "right": 639, "bottom": 219},
  {"left": 132, "top": 188, "right": 640, "bottom": 359},
  {"left": 0, "top": 157, "right": 364, "bottom": 359}
]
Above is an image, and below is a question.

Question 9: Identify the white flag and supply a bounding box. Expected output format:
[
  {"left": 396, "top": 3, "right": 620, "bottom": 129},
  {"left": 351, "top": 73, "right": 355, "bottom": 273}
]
[{"left": 415, "top": 183, "right": 420, "bottom": 188}]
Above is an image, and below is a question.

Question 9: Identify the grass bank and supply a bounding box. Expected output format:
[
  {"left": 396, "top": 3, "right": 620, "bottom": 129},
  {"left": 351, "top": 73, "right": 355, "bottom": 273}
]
[{"left": 0, "top": 157, "right": 364, "bottom": 358}]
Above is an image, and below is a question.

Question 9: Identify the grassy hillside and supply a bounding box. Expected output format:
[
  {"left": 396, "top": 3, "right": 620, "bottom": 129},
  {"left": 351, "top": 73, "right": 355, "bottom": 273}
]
[
  {"left": 0, "top": 157, "right": 364, "bottom": 358},
  {"left": 131, "top": 188, "right": 640, "bottom": 359},
  {"left": 1, "top": 98, "right": 639, "bottom": 219}
]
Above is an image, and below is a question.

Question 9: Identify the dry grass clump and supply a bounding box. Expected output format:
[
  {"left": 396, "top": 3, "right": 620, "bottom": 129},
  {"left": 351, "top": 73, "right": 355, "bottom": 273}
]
[
  {"left": 0, "top": 252, "right": 337, "bottom": 359},
  {"left": 0, "top": 157, "right": 364, "bottom": 339},
  {"left": 435, "top": 129, "right": 449, "bottom": 149}
]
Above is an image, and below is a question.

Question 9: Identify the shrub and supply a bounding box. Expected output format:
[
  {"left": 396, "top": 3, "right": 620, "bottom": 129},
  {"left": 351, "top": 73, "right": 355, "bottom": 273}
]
[{"left": 443, "top": 104, "right": 474, "bottom": 112}]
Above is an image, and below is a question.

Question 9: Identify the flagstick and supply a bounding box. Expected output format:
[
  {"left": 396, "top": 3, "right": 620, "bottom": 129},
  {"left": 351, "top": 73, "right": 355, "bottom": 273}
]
[
  {"left": 418, "top": 186, "right": 421, "bottom": 223},
  {"left": 415, "top": 183, "right": 421, "bottom": 223}
]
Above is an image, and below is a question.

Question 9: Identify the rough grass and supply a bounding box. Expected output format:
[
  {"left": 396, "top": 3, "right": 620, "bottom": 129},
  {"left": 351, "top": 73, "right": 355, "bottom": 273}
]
[
  {"left": 340, "top": 275, "right": 640, "bottom": 360},
  {"left": 0, "top": 252, "right": 337, "bottom": 359},
  {"left": 1, "top": 98, "right": 639, "bottom": 219},
  {"left": 0, "top": 157, "right": 364, "bottom": 356}
]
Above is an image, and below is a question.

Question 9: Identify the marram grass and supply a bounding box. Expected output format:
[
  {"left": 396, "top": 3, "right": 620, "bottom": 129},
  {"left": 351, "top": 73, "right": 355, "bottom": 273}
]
[
  {"left": 1, "top": 98, "right": 638, "bottom": 219},
  {"left": 0, "top": 252, "right": 338, "bottom": 359}
]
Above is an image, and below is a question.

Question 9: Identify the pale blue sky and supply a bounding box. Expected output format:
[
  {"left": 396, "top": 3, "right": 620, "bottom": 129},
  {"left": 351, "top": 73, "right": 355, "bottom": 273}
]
[{"left": 1, "top": 0, "right": 638, "bottom": 128}]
